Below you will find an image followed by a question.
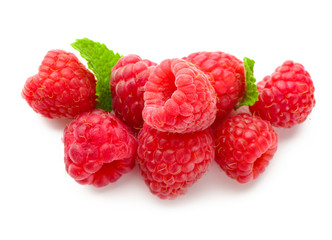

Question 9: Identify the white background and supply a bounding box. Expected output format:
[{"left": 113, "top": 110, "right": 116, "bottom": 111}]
[{"left": 1, "top": 0, "right": 331, "bottom": 239}]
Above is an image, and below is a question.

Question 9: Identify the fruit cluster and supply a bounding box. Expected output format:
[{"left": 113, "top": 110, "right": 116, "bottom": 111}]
[{"left": 22, "top": 38, "right": 315, "bottom": 199}]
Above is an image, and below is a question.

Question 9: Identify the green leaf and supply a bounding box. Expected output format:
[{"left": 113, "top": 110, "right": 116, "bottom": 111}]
[
  {"left": 236, "top": 57, "right": 259, "bottom": 108},
  {"left": 71, "top": 38, "right": 122, "bottom": 111}
]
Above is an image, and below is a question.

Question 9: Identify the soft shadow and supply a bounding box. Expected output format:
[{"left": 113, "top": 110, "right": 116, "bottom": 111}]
[
  {"left": 42, "top": 118, "right": 72, "bottom": 131},
  {"left": 195, "top": 161, "right": 258, "bottom": 194},
  {"left": 274, "top": 124, "right": 301, "bottom": 142}
]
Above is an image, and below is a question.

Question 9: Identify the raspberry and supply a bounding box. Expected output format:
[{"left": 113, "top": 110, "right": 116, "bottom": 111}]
[
  {"left": 22, "top": 50, "right": 97, "bottom": 119},
  {"left": 63, "top": 109, "right": 137, "bottom": 187},
  {"left": 143, "top": 58, "right": 217, "bottom": 133},
  {"left": 137, "top": 124, "right": 214, "bottom": 199},
  {"left": 184, "top": 51, "right": 245, "bottom": 119},
  {"left": 111, "top": 54, "right": 156, "bottom": 130},
  {"left": 249, "top": 60, "right": 315, "bottom": 128},
  {"left": 215, "top": 113, "right": 278, "bottom": 183}
]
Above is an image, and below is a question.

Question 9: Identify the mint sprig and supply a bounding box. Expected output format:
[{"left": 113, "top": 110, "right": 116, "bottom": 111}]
[
  {"left": 71, "top": 38, "right": 122, "bottom": 111},
  {"left": 236, "top": 57, "right": 259, "bottom": 108}
]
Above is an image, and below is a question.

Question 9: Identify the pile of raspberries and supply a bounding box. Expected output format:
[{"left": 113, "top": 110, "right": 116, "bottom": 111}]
[{"left": 22, "top": 40, "right": 315, "bottom": 200}]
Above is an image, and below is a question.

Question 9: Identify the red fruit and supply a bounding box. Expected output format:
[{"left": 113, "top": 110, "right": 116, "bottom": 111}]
[
  {"left": 250, "top": 60, "right": 315, "bottom": 128},
  {"left": 215, "top": 113, "right": 278, "bottom": 183},
  {"left": 184, "top": 51, "right": 245, "bottom": 119},
  {"left": 22, "top": 50, "right": 97, "bottom": 119},
  {"left": 143, "top": 58, "right": 217, "bottom": 133},
  {"left": 137, "top": 124, "right": 214, "bottom": 199},
  {"left": 111, "top": 54, "right": 156, "bottom": 130},
  {"left": 63, "top": 109, "right": 137, "bottom": 187}
]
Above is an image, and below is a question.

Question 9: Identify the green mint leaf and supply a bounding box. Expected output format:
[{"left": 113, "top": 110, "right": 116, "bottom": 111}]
[
  {"left": 236, "top": 57, "right": 259, "bottom": 108},
  {"left": 71, "top": 38, "right": 122, "bottom": 111}
]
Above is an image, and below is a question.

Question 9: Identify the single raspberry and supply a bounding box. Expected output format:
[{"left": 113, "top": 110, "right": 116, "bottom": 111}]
[
  {"left": 137, "top": 124, "right": 214, "bottom": 199},
  {"left": 143, "top": 58, "right": 217, "bottom": 133},
  {"left": 249, "top": 60, "right": 315, "bottom": 128},
  {"left": 184, "top": 51, "right": 245, "bottom": 119},
  {"left": 22, "top": 50, "right": 97, "bottom": 119},
  {"left": 215, "top": 113, "right": 278, "bottom": 183},
  {"left": 111, "top": 54, "right": 156, "bottom": 130},
  {"left": 63, "top": 109, "right": 137, "bottom": 187}
]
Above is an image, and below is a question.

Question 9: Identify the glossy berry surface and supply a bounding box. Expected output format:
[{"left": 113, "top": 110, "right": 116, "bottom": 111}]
[
  {"left": 63, "top": 109, "right": 137, "bottom": 187},
  {"left": 137, "top": 124, "right": 214, "bottom": 199},
  {"left": 143, "top": 58, "right": 217, "bottom": 133},
  {"left": 215, "top": 113, "right": 278, "bottom": 183},
  {"left": 111, "top": 54, "right": 156, "bottom": 130},
  {"left": 250, "top": 60, "right": 315, "bottom": 128},
  {"left": 184, "top": 51, "right": 245, "bottom": 119},
  {"left": 22, "top": 50, "right": 97, "bottom": 119}
]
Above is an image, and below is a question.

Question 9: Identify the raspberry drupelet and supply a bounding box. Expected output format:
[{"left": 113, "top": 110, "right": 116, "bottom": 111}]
[
  {"left": 63, "top": 109, "right": 137, "bottom": 187},
  {"left": 143, "top": 58, "right": 217, "bottom": 133},
  {"left": 22, "top": 50, "right": 97, "bottom": 119}
]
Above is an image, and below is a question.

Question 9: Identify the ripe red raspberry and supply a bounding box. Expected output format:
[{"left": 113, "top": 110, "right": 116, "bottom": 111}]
[
  {"left": 215, "top": 113, "right": 278, "bottom": 183},
  {"left": 22, "top": 50, "right": 97, "bottom": 119},
  {"left": 111, "top": 54, "right": 156, "bottom": 130},
  {"left": 249, "top": 60, "right": 315, "bottom": 128},
  {"left": 63, "top": 109, "right": 137, "bottom": 187},
  {"left": 184, "top": 51, "right": 245, "bottom": 119},
  {"left": 143, "top": 58, "right": 217, "bottom": 133},
  {"left": 137, "top": 124, "right": 214, "bottom": 199}
]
